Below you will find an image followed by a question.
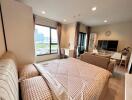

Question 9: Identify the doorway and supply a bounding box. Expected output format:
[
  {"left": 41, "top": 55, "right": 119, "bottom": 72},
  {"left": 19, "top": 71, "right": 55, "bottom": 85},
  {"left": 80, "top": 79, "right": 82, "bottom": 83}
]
[{"left": 78, "top": 32, "right": 87, "bottom": 56}]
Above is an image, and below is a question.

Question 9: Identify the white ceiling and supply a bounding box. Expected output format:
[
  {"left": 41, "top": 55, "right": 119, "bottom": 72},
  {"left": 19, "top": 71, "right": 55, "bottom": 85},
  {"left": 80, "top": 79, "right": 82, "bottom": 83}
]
[{"left": 19, "top": 0, "right": 132, "bottom": 26}]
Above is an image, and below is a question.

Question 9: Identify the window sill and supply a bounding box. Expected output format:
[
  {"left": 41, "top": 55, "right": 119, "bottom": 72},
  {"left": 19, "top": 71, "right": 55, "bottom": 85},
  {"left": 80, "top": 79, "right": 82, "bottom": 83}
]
[
  {"left": 35, "top": 53, "right": 59, "bottom": 62},
  {"left": 37, "top": 53, "right": 58, "bottom": 56}
]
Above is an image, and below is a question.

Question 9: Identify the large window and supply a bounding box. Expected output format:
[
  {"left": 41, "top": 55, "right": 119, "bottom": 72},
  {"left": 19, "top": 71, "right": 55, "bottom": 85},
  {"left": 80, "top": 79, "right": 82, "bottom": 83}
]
[{"left": 34, "top": 25, "right": 58, "bottom": 55}]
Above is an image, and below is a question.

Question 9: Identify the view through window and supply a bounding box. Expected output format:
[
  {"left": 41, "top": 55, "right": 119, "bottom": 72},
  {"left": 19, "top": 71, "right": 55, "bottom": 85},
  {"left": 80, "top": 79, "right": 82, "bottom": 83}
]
[{"left": 34, "top": 25, "right": 58, "bottom": 55}]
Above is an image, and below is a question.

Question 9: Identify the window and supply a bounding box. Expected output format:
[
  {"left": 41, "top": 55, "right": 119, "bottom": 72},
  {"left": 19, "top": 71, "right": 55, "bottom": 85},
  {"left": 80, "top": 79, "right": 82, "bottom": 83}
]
[
  {"left": 78, "top": 32, "right": 87, "bottom": 56},
  {"left": 34, "top": 25, "right": 58, "bottom": 55},
  {"left": 51, "top": 28, "right": 58, "bottom": 53}
]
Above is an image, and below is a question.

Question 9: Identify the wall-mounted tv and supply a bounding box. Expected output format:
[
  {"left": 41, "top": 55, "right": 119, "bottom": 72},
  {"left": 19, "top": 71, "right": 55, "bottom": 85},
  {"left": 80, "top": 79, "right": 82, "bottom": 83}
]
[{"left": 97, "top": 40, "right": 118, "bottom": 51}]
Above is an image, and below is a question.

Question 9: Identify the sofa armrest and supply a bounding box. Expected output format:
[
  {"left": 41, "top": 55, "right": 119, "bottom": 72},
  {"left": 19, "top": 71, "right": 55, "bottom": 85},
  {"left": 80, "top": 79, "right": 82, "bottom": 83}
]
[
  {"left": 79, "top": 54, "right": 83, "bottom": 60},
  {"left": 80, "top": 52, "right": 91, "bottom": 62}
]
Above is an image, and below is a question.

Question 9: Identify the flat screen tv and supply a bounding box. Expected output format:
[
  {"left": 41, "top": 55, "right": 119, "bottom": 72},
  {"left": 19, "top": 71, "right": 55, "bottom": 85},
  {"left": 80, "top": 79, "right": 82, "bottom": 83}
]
[{"left": 97, "top": 40, "right": 118, "bottom": 51}]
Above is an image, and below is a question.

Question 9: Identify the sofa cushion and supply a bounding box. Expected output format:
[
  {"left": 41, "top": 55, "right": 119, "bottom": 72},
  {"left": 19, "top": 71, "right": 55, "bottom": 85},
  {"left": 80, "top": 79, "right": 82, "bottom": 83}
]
[
  {"left": 0, "top": 59, "right": 19, "bottom": 100},
  {"left": 21, "top": 76, "right": 52, "bottom": 100},
  {"left": 19, "top": 64, "right": 39, "bottom": 80}
]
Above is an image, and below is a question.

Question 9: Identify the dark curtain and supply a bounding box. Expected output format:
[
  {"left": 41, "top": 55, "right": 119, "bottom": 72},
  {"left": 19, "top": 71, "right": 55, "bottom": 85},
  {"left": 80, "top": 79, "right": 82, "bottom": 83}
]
[
  {"left": 73, "top": 22, "right": 80, "bottom": 58},
  {"left": 33, "top": 14, "right": 36, "bottom": 24},
  {"left": 86, "top": 26, "right": 91, "bottom": 51},
  {"left": 57, "top": 22, "right": 62, "bottom": 58},
  {"left": 33, "top": 14, "right": 36, "bottom": 32}
]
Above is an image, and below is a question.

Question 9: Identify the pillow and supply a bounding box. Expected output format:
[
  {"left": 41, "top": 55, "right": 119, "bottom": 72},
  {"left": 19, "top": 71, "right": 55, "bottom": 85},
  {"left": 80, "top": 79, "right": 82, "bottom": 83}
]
[{"left": 19, "top": 64, "right": 39, "bottom": 81}]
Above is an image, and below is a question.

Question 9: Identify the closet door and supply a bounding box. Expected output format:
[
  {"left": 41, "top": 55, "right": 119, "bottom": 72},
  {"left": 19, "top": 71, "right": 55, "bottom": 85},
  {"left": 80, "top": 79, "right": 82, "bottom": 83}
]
[
  {"left": 1, "top": 0, "right": 35, "bottom": 66},
  {"left": 0, "top": 4, "right": 6, "bottom": 56}
]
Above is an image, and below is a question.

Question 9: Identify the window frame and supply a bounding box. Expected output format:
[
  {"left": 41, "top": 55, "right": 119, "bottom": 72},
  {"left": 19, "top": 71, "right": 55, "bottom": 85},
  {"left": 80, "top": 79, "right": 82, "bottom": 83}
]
[{"left": 35, "top": 24, "right": 58, "bottom": 56}]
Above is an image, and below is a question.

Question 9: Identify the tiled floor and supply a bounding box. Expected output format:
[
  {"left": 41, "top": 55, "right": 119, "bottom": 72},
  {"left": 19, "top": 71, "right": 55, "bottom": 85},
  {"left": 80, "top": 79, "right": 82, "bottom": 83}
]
[{"left": 104, "top": 66, "right": 126, "bottom": 100}]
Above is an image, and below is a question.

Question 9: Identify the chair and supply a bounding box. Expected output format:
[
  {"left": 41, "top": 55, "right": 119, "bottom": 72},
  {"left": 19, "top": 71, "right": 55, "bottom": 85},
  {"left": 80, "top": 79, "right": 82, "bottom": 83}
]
[
  {"left": 119, "top": 51, "right": 130, "bottom": 69},
  {"left": 119, "top": 47, "right": 131, "bottom": 68}
]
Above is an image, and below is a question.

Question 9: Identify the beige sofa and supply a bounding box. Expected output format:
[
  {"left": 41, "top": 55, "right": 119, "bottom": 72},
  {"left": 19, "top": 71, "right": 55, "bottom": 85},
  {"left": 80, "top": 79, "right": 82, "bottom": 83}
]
[
  {"left": 80, "top": 52, "right": 114, "bottom": 72},
  {"left": 0, "top": 52, "right": 52, "bottom": 100},
  {"left": 0, "top": 56, "right": 19, "bottom": 100}
]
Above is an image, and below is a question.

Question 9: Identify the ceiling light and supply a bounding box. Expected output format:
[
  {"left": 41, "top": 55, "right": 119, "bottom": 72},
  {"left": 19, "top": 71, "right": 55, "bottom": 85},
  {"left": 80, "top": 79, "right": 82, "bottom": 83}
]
[
  {"left": 42, "top": 11, "right": 46, "bottom": 14},
  {"left": 64, "top": 19, "right": 67, "bottom": 22},
  {"left": 92, "top": 7, "right": 97, "bottom": 11},
  {"left": 104, "top": 20, "right": 108, "bottom": 23}
]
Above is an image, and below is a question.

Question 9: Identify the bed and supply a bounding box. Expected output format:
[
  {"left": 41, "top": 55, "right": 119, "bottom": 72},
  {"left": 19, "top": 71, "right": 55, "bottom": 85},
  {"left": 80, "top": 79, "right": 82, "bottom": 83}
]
[{"left": 35, "top": 58, "right": 111, "bottom": 100}]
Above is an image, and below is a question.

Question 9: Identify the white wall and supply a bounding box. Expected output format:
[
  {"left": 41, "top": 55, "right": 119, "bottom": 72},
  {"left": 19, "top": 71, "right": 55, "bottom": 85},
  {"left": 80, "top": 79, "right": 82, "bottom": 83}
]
[
  {"left": 1, "top": 0, "right": 35, "bottom": 67},
  {"left": 80, "top": 23, "right": 87, "bottom": 33},
  {"left": 0, "top": 9, "right": 6, "bottom": 57},
  {"left": 59, "top": 23, "right": 76, "bottom": 57},
  {"left": 35, "top": 15, "right": 57, "bottom": 28},
  {"left": 61, "top": 23, "right": 87, "bottom": 49},
  {"left": 61, "top": 24, "right": 69, "bottom": 48},
  {"left": 66, "top": 23, "right": 76, "bottom": 50},
  {"left": 92, "top": 21, "right": 132, "bottom": 51}
]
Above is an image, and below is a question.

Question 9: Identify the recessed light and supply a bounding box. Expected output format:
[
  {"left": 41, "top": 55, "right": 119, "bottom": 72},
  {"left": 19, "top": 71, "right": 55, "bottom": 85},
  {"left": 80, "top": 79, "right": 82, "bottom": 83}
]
[
  {"left": 64, "top": 19, "right": 67, "bottom": 22},
  {"left": 42, "top": 11, "right": 46, "bottom": 14},
  {"left": 104, "top": 20, "right": 108, "bottom": 23},
  {"left": 92, "top": 7, "right": 97, "bottom": 11}
]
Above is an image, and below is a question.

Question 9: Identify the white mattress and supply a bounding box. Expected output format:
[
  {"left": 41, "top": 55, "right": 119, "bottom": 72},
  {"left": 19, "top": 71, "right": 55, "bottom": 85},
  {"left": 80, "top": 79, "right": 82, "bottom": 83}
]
[{"left": 35, "top": 58, "right": 111, "bottom": 100}]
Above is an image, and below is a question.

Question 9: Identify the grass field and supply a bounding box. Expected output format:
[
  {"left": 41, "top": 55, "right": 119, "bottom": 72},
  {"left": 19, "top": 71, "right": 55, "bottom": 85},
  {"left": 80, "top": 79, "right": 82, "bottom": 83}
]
[
  {"left": 36, "top": 43, "right": 48, "bottom": 49},
  {"left": 36, "top": 43, "right": 58, "bottom": 49},
  {"left": 35, "top": 43, "right": 58, "bottom": 54}
]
